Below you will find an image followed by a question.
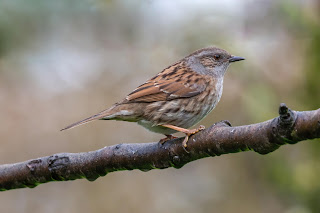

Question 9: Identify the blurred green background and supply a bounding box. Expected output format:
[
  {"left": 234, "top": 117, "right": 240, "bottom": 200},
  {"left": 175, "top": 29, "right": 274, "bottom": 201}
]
[{"left": 0, "top": 0, "right": 319, "bottom": 212}]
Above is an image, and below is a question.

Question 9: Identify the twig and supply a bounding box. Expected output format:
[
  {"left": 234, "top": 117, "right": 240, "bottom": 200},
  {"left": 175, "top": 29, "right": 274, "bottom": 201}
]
[{"left": 0, "top": 103, "right": 319, "bottom": 191}]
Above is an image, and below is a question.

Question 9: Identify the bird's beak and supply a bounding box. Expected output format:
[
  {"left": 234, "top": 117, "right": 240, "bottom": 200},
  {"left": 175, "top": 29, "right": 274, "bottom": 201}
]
[{"left": 229, "top": 56, "right": 245, "bottom": 63}]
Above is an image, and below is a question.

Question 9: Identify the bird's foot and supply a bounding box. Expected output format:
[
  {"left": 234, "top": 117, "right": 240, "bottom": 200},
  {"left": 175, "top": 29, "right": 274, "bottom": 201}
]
[
  {"left": 161, "top": 124, "right": 205, "bottom": 148},
  {"left": 159, "top": 135, "right": 177, "bottom": 145},
  {"left": 181, "top": 125, "right": 205, "bottom": 148}
]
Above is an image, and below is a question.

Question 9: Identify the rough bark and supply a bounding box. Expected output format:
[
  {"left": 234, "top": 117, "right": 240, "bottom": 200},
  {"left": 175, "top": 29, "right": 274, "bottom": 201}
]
[{"left": 0, "top": 103, "right": 319, "bottom": 191}]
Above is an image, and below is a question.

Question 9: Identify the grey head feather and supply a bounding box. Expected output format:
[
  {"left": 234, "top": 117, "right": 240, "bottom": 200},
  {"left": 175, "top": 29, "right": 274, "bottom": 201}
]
[{"left": 184, "top": 46, "right": 232, "bottom": 78}]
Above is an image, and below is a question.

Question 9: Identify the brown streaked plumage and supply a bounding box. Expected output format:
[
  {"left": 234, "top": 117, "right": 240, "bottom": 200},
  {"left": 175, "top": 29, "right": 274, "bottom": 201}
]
[{"left": 61, "top": 47, "right": 245, "bottom": 147}]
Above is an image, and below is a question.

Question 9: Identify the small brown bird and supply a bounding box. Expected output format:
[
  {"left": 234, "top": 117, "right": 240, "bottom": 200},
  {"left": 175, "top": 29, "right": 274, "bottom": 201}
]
[{"left": 61, "top": 47, "right": 244, "bottom": 147}]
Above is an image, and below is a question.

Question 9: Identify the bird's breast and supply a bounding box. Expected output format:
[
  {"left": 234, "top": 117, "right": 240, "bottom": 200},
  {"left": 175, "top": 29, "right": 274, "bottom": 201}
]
[
  {"left": 140, "top": 76, "right": 224, "bottom": 130},
  {"left": 188, "top": 77, "right": 224, "bottom": 125}
]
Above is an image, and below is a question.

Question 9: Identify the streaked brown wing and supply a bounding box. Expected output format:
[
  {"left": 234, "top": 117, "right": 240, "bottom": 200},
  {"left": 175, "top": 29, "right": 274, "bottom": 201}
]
[{"left": 121, "top": 63, "right": 208, "bottom": 103}]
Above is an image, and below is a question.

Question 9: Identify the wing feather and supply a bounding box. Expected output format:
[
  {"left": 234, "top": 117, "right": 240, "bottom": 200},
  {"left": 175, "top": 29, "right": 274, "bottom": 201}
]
[{"left": 121, "top": 62, "right": 208, "bottom": 103}]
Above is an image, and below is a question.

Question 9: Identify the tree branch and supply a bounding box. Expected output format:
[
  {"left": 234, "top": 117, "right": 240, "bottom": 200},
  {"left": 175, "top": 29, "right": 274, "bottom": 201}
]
[{"left": 0, "top": 103, "right": 319, "bottom": 191}]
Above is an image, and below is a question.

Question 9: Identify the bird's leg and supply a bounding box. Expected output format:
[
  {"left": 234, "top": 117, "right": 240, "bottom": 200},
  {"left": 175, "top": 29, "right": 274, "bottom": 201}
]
[
  {"left": 161, "top": 124, "right": 205, "bottom": 147},
  {"left": 159, "top": 135, "right": 177, "bottom": 144}
]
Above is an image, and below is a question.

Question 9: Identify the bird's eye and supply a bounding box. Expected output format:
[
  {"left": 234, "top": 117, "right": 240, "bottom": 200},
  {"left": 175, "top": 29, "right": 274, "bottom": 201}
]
[{"left": 213, "top": 54, "right": 221, "bottom": 60}]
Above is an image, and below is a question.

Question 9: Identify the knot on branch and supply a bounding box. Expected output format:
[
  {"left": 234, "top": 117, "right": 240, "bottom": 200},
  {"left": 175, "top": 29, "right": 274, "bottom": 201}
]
[
  {"left": 26, "top": 159, "right": 42, "bottom": 174},
  {"left": 48, "top": 154, "right": 71, "bottom": 180},
  {"left": 271, "top": 103, "right": 297, "bottom": 144},
  {"left": 279, "top": 103, "right": 296, "bottom": 127}
]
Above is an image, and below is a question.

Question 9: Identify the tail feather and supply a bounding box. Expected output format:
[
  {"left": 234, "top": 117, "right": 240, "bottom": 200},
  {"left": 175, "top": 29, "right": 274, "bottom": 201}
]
[{"left": 60, "top": 107, "right": 114, "bottom": 131}]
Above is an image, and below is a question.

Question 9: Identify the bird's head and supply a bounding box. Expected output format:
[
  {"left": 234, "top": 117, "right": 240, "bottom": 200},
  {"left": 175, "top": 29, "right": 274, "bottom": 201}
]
[{"left": 185, "top": 47, "right": 245, "bottom": 78}]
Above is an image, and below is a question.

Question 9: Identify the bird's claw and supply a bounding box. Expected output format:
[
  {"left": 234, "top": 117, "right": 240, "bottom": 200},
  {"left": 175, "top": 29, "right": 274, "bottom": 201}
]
[{"left": 183, "top": 125, "right": 206, "bottom": 148}]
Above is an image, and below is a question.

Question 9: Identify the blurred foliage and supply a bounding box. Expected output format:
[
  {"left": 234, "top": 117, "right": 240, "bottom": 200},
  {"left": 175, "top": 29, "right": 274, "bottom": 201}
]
[{"left": 261, "top": 2, "right": 320, "bottom": 213}]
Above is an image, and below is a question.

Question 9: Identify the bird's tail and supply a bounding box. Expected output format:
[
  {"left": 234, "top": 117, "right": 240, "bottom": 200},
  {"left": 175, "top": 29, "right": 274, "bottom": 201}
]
[{"left": 60, "top": 107, "right": 115, "bottom": 131}]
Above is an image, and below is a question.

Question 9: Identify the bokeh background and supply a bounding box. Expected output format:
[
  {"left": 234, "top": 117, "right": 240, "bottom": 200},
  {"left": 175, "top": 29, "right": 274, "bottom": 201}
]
[{"left": 0, "top": 0, "right": 319, "bottom": 212}]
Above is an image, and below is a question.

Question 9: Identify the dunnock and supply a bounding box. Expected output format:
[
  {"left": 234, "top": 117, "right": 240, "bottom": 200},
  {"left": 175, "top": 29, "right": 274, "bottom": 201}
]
[{"left": 61, "top": 47, "right": 245, "bottom": 147}]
